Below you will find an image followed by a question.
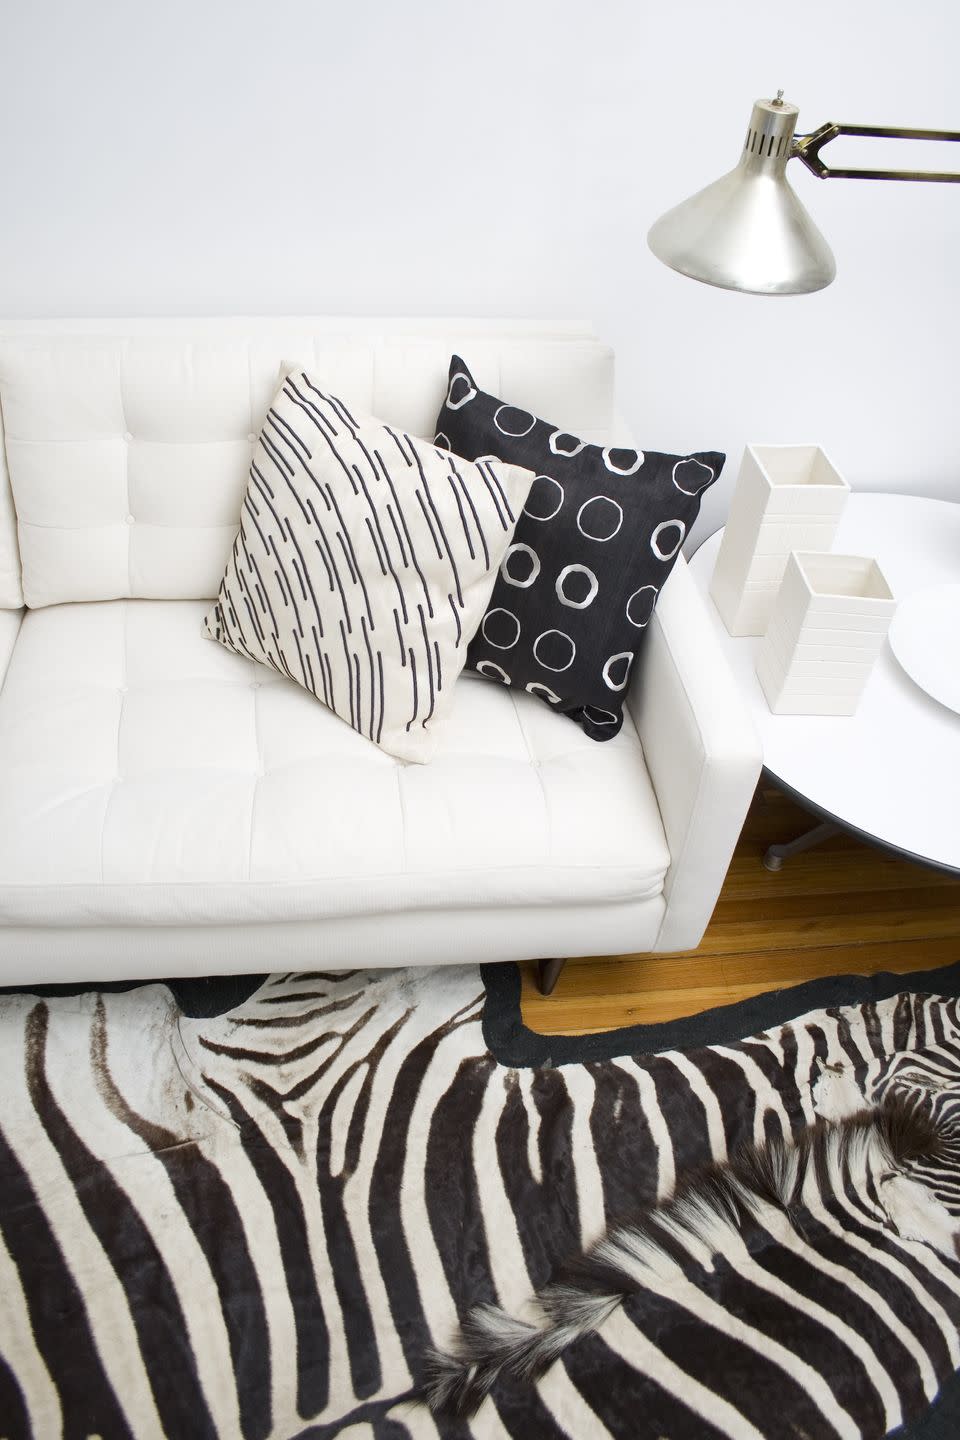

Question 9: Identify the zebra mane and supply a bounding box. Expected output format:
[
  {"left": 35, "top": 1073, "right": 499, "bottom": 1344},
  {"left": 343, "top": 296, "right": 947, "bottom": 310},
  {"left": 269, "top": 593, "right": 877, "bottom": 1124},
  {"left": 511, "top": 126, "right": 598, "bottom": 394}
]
[{"left": 422, "top": 1095, "right": 947, "bottom": 1418}]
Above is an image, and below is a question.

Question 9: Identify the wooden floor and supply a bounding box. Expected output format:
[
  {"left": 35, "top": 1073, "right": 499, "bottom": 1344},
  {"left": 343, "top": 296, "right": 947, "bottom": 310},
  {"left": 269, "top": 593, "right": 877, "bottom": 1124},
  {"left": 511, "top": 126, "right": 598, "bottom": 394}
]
[{"left": 520, "top": 784, "right": 960, "bottom": 1036}]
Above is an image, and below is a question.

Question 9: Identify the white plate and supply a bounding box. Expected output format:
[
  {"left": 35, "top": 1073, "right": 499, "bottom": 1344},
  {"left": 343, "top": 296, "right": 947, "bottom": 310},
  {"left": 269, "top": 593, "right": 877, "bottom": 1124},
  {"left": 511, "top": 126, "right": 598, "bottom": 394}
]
[{"left": 888, "top": 583, "right": 960, "bottom": 715}]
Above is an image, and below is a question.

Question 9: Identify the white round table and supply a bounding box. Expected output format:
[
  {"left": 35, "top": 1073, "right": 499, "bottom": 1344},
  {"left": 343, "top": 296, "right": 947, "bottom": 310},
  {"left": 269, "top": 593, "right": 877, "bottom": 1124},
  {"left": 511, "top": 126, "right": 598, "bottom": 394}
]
[{"left": 687, "top": 493, "right": 960, "bottom": 874}]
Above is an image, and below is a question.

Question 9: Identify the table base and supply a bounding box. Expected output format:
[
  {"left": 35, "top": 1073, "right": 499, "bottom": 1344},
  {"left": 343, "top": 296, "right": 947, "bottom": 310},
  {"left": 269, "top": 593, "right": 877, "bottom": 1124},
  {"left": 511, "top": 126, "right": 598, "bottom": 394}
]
[{"left": 763, "top": 821, "right": 842, "bottom": 872}]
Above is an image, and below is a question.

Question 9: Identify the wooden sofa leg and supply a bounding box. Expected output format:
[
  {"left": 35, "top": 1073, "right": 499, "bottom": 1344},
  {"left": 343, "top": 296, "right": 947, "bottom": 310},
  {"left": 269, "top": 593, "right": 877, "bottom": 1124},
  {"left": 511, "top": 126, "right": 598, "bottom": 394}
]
[{"left": 536, "top": 957, "right": 567, "bottom": 996}]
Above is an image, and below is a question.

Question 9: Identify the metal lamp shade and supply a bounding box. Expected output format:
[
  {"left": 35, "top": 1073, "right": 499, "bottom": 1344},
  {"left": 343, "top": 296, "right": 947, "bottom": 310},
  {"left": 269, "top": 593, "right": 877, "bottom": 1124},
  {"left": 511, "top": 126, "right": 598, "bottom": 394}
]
[{"left": 648, "top": 99, "right": 837, "bottom": 295}]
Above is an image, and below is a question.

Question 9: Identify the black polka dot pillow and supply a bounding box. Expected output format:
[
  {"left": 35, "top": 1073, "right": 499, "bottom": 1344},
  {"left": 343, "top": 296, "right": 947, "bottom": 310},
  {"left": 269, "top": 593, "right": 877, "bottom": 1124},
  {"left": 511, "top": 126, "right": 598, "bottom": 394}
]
[{"left": 435, "top": 355, "right": 724, "bottom": 741}]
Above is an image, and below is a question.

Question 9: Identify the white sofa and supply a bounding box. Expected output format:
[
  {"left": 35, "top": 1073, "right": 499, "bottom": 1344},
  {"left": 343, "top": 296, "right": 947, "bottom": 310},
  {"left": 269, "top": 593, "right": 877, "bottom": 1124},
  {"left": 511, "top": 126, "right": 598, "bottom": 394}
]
[{"left": 0, "top": 318, "right": 761, "bottom": 987}]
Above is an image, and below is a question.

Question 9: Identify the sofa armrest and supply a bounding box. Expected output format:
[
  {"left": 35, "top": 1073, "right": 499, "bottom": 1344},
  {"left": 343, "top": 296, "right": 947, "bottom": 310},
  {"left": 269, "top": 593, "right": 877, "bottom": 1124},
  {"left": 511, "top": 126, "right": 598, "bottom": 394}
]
[
  {"left": 0, "top": 608, "right": 21, "bottom": 694},
  {"left": 627, "top": 554, "right": 761, "bottom": 952}
]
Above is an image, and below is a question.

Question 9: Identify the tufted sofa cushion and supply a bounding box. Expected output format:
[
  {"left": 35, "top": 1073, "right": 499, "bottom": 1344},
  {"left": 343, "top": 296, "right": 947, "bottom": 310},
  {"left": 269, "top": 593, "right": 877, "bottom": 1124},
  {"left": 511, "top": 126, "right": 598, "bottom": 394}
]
[
  {"left": 0, "top": 320, "right": 615, "bottom": 609},
  {"left": 0, "top": 599, "right": 670, "bottom": 929}
]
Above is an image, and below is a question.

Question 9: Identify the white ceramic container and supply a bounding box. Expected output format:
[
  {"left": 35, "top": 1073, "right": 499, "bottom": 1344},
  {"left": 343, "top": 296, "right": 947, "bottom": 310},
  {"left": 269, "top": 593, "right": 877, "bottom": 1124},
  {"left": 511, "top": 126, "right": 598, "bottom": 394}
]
[
  {"left": 756, "top": 551, "right": 896, "bottom": 716},
  {"left": 710, "top": 443, "right": 850, "bottom": 636}
]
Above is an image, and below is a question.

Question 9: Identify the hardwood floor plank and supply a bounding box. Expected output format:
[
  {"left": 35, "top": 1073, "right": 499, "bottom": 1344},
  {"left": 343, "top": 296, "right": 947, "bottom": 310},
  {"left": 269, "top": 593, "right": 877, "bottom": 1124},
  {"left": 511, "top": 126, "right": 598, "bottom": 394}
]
[
  {"left": 526, "top": 987, "right": 765, "bottom": 1034},
  {"left": 520, "top": 940, "right": 960, "bottom": 1034},
  {"left": 721, "top": 851, "right": 959, "bottom": 901},
  {"left": 677, "top": 892, "right": 960, "bottom": 956},
  {"left": 520, "top": 783, "right": 960, "bottom": 1037},
  {"left": 527, "top": 953, "right": 727, "bottom": 993},
  {"left": 718, "top": 940, "right": 960, "bottom": 987}
]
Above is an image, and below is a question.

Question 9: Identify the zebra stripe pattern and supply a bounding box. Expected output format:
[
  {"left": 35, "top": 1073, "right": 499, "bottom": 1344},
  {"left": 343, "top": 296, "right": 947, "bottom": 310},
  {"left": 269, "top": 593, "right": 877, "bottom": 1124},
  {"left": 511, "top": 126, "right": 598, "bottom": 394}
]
[
  {"left": 0, "top": 966, "right": 958, "bottom": 1438},
  {"left": 203, "top": 375, "right": 533, "bottom": 763},
  {"left": 424, "top": 1098, "right": 954, "bottom": 1421}
]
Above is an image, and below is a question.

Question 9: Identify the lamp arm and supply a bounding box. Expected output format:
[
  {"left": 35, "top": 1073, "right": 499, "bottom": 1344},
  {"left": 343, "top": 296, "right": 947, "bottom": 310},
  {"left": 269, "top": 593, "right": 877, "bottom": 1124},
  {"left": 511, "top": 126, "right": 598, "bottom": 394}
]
[{"left": 793, "top": 122, "right": 960, "bottom": 182}]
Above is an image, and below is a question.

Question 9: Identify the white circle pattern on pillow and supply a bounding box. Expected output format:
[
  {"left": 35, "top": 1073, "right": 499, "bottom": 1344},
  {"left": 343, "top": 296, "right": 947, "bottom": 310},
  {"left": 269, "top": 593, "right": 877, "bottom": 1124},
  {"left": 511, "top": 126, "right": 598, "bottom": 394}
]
[
  {"left": 481, "top": 608, "right": 522, "bottom": 650},
  {"left": 494, "top": 405, "right": 537, "bottom": 438},
  {"left": 602, "top": 652, "right": 634, "bottom": 692},
  {"left": 602, "top": 447, "right": 644, "bottom": 476},
  {"left": 577, "top": 496, "right": 623, "bottom": 543},
  {"left": 446, "top": 372, "right": 477, "bottom": 409},
  {"left": 582, "top": 704, "right": 619, "bottom": 727},
  {"left": 476, "top": 661, "right": 511, "bottom": 683},
  {"left": 525, "top": 681, "right": 563, "bottom": 703},
  {"left": 672, "top": 456, "right": 716, "bottom": 495},
  {"left": 533, "top": 629, "right": 577, "bottom": 673},
  {"left": 556, "top": 564, "right": 599, "bottom": 610},
  {"left": 500, "top": 544, "right": 541, "bottom": 589},
  {"left": 651, "top": 519, "right": 686, "bottom": 561},
  {"left": 548, "top": 431, "right": 587, "bottom": 457},
  {"left": 625, "top": 585, "right": 659, "bottom": 628},
  {"left": 523, "top": 476, "right": 565, "bottom": 522}
]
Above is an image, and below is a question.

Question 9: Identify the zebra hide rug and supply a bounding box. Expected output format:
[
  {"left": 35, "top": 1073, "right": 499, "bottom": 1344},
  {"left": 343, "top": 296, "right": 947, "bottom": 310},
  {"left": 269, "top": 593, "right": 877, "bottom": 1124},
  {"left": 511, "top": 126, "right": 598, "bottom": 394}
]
[{"left": 1, "top": 960, "right": 959, "bottom": 1440}]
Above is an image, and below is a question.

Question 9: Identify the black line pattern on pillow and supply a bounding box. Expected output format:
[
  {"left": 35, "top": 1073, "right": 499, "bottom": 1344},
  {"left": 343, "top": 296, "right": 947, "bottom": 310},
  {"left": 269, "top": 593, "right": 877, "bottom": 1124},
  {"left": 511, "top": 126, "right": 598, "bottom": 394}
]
[{"left": 204, "top": 374, "right": 531, "bottom": 763}]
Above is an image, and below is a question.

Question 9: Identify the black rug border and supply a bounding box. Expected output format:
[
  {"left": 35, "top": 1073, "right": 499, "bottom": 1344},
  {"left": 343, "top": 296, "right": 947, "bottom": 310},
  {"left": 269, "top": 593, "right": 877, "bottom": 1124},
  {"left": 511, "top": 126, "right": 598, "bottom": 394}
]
[
  {"left": 480, "top": 957, "right": 960, "bottom": 1067},
  {"left": 0, "top": 972, "right": 268, "bottom": 1019}
]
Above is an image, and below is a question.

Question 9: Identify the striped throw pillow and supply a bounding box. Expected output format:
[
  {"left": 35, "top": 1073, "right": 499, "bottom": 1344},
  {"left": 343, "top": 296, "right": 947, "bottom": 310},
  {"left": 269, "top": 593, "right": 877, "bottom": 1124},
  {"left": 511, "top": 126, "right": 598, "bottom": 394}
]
[{"left": 204, "top": 371, "right": 534, "bottom": 762}]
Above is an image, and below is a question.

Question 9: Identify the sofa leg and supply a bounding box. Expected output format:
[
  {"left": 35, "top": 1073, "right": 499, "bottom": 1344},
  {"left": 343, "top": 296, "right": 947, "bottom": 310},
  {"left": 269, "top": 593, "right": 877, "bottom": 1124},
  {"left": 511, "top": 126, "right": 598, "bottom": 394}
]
[{"left": 536, "top": 957, "right": 567, "bottom": 996}]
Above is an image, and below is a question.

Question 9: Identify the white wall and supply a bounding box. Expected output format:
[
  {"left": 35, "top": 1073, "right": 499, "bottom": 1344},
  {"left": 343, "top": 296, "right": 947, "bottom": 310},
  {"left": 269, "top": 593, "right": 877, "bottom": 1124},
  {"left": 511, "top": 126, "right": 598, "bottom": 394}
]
[{"left": 1, "top": 0, "right": 956, "bottom": 541}]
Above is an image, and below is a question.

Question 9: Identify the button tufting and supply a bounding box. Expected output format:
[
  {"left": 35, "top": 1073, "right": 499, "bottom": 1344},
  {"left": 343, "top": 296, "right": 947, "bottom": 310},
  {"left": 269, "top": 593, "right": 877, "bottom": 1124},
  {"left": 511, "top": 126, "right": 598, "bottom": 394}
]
[
  {"left": 247, "top": 432, "right": 257, "bottom": 443},
  {"left": 125, "top": 514, "right": 135, "bottom": 525},
  {"left": 250, "top": 680, "right": 261, "bottom": 690},
  {"left": 118, "top": 685, "right": 128, "bottom": 695},
  {"left": 123, "top": 431, "right": 133, "bottom": 442}
]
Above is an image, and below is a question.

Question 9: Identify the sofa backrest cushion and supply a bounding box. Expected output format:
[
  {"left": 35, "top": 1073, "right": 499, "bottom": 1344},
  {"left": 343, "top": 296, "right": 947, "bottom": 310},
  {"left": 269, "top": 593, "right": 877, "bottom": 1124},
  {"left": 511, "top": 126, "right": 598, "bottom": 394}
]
[{"left": 0, "top": 319, "right": 615, "bottom": 609}]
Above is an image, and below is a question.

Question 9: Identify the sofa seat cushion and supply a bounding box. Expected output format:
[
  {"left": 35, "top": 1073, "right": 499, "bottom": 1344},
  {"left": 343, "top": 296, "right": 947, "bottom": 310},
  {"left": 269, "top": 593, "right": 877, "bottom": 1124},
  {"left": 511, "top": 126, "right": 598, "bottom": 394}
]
[{"left": 0, "top": 600, "right": 670, "bottom": 928}]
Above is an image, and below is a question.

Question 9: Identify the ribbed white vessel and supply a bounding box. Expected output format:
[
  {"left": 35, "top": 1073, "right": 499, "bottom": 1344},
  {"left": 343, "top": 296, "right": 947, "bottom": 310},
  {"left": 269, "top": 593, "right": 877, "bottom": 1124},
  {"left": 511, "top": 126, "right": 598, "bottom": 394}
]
[
  {"left": 756, "top": 551, "right": 896, "bottom": 716},
  {"left": 710, "top": 444, "right": 849, "bottom": 636}
]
